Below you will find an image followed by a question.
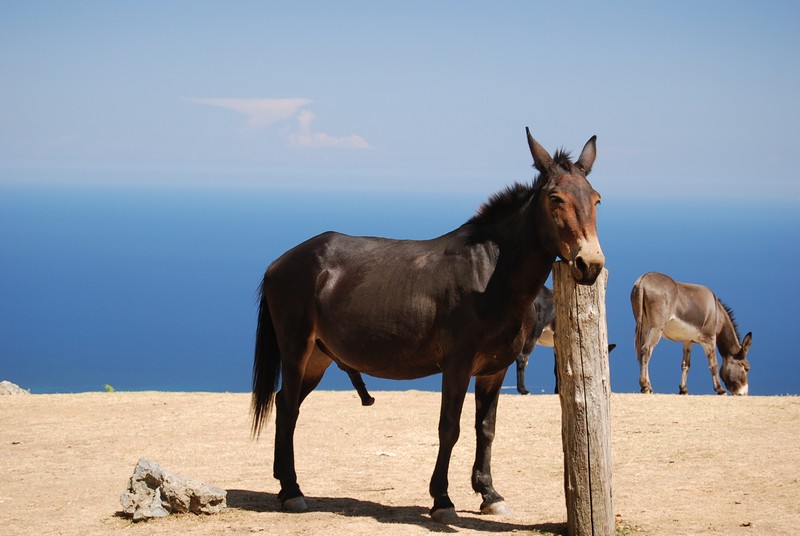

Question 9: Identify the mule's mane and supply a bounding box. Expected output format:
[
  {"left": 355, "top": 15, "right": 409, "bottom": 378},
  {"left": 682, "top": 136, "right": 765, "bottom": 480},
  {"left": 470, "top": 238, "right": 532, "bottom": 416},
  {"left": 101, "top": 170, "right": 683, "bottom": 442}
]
[
  {"left": 468, "top": 149, "right": 575, "bottom": 225},
  {"left": 718, "top": 299, "right": 741, "bottom": 341},
  {"left": 468, "top": 182, "right": 536, "bottom": 225}
]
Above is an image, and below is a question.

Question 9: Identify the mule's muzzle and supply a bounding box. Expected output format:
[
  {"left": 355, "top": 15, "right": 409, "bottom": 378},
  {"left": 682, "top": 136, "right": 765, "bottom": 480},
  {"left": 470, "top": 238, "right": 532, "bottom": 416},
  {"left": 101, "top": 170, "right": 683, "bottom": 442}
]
[{"left": 570, "top": 249, "right": 605, "bottom": 285}]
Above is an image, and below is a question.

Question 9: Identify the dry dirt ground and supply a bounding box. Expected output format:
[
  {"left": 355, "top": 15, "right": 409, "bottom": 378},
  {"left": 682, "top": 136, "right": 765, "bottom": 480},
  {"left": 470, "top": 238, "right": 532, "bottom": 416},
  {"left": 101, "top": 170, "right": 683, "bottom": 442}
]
[{"left": 1, "top": 391, "right": 798, "bottom": 535}]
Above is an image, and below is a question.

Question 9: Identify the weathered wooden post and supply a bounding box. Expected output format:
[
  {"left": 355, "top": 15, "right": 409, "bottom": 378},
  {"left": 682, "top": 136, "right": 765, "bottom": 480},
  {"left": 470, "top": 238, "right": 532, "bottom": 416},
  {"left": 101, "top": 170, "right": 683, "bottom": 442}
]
[{"left": 552, "top": 262, "right": 613, "bottom": 536}]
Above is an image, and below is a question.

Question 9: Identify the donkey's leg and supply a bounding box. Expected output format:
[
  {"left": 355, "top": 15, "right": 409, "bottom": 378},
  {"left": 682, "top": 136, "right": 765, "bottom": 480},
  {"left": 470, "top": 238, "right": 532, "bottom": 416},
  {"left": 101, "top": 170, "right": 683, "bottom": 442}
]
[
  {"left": 515, "top": 353, "right": 530, "bottom": 395},
  {"left": 679, "top": 342, "right": 692, "bottom": 394},
  {"left": 553, "top": 347, "right": 560, "bottom": 394},
  {"left": 429, "top": 367, "right": 472, "bottom": 523},
  {"left": 472, "top": 370, "right": 510, "bottom": 516},
  {"left": 701, "top": 342, "right": 726, "bottom": 395},
  {"left": 637, "top": 344, "right": 655, "bottom": 393},
  {"left": 637, "top": 327, "right": 662, "bottom": 394}
]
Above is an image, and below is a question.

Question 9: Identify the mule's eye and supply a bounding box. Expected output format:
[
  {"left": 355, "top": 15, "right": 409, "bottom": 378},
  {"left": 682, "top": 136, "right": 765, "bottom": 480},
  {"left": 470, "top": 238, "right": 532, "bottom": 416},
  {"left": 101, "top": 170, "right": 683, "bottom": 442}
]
[{"left": 550, "top": 195, "right": 564, "bottom": 206}]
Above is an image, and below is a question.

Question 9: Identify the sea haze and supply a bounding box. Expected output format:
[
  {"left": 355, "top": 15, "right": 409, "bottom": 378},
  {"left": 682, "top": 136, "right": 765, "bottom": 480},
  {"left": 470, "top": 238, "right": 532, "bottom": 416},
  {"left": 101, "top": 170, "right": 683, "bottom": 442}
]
[{"left": 1, "top": 184, "right": 797, "bottom": 396}]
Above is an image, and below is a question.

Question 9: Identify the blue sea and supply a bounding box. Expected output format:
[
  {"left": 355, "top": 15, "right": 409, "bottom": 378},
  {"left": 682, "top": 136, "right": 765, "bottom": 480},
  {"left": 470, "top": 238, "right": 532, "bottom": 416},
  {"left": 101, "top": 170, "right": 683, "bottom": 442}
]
[{"left": 1, "top": 184, "right": 798, "bottom": 396}]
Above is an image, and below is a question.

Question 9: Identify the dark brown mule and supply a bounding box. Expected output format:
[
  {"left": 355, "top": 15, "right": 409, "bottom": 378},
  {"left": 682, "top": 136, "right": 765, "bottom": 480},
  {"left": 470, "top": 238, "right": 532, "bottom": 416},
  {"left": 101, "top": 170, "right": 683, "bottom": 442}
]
[
  {"left": 252, "top": 128, "right": 604, "bottom": 522},
  {"left": 631, "top": 272, "right": 752, "bottom": 395}
]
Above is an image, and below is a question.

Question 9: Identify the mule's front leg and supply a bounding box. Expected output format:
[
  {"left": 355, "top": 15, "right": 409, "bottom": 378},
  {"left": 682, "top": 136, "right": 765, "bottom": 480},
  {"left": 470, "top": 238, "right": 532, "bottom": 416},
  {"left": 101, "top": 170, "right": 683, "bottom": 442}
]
[
  {"left": 472, "top": 371, "right": 510, "bottom": 516},
  {"left": 429, "top": 369, "right": 471, "bottom": 523}
]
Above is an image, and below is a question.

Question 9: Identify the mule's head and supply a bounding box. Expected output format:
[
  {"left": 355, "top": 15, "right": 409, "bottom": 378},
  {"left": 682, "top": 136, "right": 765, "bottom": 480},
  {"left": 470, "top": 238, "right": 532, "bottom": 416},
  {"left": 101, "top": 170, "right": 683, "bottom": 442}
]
[
  {"left": 720, "top": 332, "right": 752, "bottom": 396},
  {"left": 527, "top": 128, "right": 605, "bottom": 284}
]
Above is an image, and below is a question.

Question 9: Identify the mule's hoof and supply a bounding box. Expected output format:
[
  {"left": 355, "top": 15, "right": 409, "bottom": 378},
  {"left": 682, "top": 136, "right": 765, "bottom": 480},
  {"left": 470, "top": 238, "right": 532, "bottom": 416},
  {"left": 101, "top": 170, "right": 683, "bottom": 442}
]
[
  {"left": 362, "top": 397, "right": 375, "bottom": 406},
  {"left": 481, "top": 500, "right": 512, "bottom": 516},
  {"left": 430, "top": 507, "right": 458, "bottom": 524},
  {"left": 282, "top": 495, "right": 308, "bottom": 512},
  {"left": 640, "top": 387, "right": 653, "bottom": 394}
]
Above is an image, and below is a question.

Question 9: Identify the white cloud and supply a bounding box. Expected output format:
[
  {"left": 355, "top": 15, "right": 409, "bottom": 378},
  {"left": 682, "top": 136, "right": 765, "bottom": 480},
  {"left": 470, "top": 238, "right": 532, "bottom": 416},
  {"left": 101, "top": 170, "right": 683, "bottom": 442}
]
[
  {"left": 287, "top": 110, "right": 371, "bottom": 149},
  {"left": 191, "top": 97, "right": 371, "bottom": 149},
  {"left": 189, "top": 97, "right": 312, "bottom": 128}
]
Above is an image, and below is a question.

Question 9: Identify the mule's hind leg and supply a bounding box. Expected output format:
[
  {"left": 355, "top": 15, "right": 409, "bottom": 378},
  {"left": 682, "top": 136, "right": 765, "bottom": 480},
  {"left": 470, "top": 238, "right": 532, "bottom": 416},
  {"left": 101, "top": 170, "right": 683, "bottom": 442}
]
[
  {"left": 472, "top": 370, "right": 511, "bottom": 516},
  {"left": 679, "top": 342, "right": 692, "bottom": 394},
  {"left": 273, "top": 343, "right": 331, "bottom": 511}
]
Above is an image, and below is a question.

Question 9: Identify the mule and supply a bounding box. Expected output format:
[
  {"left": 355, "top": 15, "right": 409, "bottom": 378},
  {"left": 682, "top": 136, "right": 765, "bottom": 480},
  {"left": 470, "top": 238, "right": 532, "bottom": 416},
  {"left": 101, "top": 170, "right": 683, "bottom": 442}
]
[
  {"left": 630, "top": 272, "right": 751, "bottom": 395},
  {"left": 252, "top": 128, "right": 605, "bottom": 522}
]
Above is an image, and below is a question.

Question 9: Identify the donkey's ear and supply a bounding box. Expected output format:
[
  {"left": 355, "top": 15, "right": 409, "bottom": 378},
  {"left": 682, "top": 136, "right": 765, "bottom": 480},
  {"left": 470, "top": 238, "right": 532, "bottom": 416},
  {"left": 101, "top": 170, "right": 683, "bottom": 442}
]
[
  {"left": 576, "top": 135, "right": 597, "bottom": 175},
  {"left": 526, "top": 127, "right": 555, "bottom": 172},
  {"left": 741, "top": 332, "right": 752, "bottom": 355}
]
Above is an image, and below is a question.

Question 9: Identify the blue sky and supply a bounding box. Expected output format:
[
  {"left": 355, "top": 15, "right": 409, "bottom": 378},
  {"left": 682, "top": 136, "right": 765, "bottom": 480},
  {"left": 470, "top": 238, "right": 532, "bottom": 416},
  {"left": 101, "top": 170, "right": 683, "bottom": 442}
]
[{"left": 1, "top": 1, "right": 798, "bottom": 198}]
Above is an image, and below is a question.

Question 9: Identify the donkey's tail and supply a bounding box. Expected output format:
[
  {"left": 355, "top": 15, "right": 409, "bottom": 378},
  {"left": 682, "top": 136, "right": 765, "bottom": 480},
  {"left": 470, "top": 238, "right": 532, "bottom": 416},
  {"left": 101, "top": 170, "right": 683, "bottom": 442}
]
[
  {"left": 251, "top": 277, "right": 281, "bottom": 439},
  {"left": 630, "top": 277, "right": 646, "bottom": 364}
]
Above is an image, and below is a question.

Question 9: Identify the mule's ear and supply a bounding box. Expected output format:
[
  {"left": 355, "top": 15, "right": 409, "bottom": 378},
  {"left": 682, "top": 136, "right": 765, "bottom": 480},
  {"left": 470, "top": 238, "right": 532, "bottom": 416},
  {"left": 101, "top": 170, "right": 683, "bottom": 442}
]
[
  {"left": 526, "top": 127, "right": 555, "bottom": 172},
  {"left": 576, "top": 135, "right": 597, "bottom": 175},
  {"left": 741, "top": 332, "right": 752, "bottom": 356}
]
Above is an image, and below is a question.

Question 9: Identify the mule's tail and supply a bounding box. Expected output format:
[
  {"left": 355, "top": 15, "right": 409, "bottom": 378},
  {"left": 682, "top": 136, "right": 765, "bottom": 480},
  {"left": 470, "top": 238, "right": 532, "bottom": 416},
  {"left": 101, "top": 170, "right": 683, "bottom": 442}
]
[
  {"left": 251, "top": 278, "right": 281, "bottom": 439},
  {"left": 630, "top": 277, "right": 646, "bottom": 364}
]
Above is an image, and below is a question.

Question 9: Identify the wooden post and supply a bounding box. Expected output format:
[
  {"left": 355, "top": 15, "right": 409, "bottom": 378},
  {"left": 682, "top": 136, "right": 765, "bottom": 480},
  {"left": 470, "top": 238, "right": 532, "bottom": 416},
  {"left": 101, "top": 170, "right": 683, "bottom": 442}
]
[{"left": 552, "top": 262, "right": 614, "bottom": 536}]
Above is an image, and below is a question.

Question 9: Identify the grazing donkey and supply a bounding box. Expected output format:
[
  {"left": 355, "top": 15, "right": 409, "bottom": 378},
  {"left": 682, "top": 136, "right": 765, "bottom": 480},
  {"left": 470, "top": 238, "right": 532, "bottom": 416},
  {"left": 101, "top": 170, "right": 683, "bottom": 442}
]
[{"left": 630, "top": 272, "right": 751, "bottom": 395}]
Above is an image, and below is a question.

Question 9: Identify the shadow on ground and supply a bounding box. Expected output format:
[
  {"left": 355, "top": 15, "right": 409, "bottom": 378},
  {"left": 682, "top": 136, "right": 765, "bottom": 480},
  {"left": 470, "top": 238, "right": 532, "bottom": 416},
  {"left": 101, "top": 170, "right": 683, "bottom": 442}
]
[{"left": 227, "top": 489, "right": 567, "bottom": 534}]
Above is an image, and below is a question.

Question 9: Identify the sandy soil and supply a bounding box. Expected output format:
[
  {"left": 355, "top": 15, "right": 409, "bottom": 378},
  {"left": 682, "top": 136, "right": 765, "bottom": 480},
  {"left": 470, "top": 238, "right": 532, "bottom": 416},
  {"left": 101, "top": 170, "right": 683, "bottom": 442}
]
[{"left": 1, "top": 391, "right": 798, "bottom": 535}]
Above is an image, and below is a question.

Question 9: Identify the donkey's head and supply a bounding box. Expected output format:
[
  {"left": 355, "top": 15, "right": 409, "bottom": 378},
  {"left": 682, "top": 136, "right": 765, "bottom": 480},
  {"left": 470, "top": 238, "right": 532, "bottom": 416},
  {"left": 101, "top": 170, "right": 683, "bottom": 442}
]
[
  {"left": 720, "top": 332, "right": 752, "bottom": 396},
  {"left": 527, "top": 128, "right": 605, "bottom": 284}
]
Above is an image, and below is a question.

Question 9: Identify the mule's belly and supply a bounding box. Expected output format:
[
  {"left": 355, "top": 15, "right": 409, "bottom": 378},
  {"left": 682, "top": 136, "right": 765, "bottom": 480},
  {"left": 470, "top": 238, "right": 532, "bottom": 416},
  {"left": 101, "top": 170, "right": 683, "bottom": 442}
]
[
  {"left": 663, "top": 317, "right": 702, "bottom": 343},
  {"left": 315, "top": 304, "right": 446, "bottom": 380},
  {"left": 316, "top": 307, "right": 522, "bottom": 380}
]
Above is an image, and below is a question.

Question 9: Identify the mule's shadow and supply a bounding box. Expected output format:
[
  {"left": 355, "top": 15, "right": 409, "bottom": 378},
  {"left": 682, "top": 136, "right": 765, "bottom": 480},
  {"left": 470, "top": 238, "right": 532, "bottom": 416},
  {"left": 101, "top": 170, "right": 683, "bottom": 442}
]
[{"left": 227, "top": 489, "right": 567, "bottom": 534}]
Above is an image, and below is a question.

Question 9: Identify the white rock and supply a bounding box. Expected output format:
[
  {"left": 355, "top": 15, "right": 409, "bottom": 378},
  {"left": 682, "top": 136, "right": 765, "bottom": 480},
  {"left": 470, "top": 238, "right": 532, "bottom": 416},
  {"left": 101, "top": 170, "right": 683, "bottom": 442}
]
[{"left": 120, "top": 459, "right": 226, "bottom": 521}]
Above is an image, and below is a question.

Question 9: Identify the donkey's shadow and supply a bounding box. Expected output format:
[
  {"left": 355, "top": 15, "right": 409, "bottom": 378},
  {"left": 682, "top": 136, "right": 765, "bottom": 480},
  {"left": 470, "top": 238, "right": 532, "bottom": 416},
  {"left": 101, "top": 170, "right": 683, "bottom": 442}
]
[{"left": 226, "top": 489, "right": 567, "bottom": 534}]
